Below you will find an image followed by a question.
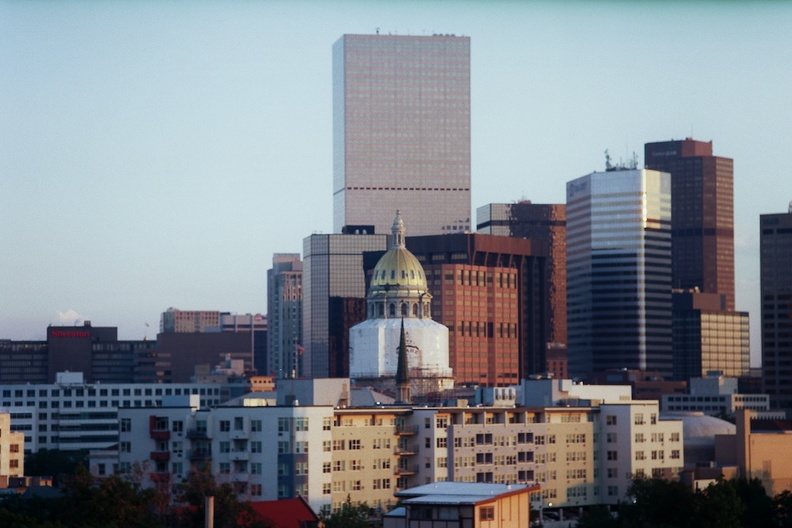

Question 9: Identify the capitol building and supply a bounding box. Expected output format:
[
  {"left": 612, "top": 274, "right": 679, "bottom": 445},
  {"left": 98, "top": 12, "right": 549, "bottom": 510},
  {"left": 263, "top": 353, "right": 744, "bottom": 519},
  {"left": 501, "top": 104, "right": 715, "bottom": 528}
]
[{"left": 349, "top": 212, "right": 454, "bottom": 400}]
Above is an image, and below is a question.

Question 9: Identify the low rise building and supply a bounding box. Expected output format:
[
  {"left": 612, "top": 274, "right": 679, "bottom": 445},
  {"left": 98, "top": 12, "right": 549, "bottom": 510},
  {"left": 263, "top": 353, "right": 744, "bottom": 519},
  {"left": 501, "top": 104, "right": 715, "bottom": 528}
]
[
  {"left": 106, "top": 379, "right": 683, "bottom": 515},
  {"left": 0, "top": 372, "right": 245, "bottom": 453},
  {"left": 661, "top": 374, "right": 769, "bottom": 416}
]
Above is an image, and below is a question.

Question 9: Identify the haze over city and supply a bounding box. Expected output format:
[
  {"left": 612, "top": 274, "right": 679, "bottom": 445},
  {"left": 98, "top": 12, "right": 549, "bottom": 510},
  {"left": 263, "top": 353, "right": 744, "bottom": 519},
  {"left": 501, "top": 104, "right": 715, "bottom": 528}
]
[{"left": 3, "top": 1, "right": 792, "bottom": 367}]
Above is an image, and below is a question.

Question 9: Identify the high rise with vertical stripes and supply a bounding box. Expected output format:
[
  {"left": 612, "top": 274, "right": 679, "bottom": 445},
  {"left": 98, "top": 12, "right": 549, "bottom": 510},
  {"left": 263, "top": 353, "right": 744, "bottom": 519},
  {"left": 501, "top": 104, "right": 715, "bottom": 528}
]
[
  {"left": 566, "top": 169, "right": 673, "bottom": 378},
  {"left": 333, "top": 34, "right": 471, "bottom": 236}
]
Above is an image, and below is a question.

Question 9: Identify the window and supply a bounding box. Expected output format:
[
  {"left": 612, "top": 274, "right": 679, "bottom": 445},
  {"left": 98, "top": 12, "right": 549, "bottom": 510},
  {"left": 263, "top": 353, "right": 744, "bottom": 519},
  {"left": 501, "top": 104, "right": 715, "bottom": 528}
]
[
  {"left": 349, "top": 439, "right": 361, "bottom": 450},
  {"left": 251, "top": 420, "right": 262, "bottom": 432},
  {"left": 607, "top": 451, "right": 618, "bottom": 461},
  {"left": 251, "top": 441, "right": 262, "bottom": 453},
  {"left": 120, "top": 418, "right": 131, "bottom": 433},
  {"left": 120, "top": 442, "right": 131, "bottom": 453},
  {"left": 634, "top": 413, "right": 645, "bottom": 425},
  {"left": 234, "top": 417, "right": 244, "bottom": 431},
  {"left": 220, "top": 442, "right": 230, "bottom": 453},
  {"left": 480, "top": 506, "right": 495, "bottom": 521},
  {"left": 606, "top": 415, "right": 617, "bottom": 425},
  {"left": 219, "top": 421, "right": 230, "bottom": 432},
  {"left": 277, "top": 441, "right": 289, "bottom": 454}
]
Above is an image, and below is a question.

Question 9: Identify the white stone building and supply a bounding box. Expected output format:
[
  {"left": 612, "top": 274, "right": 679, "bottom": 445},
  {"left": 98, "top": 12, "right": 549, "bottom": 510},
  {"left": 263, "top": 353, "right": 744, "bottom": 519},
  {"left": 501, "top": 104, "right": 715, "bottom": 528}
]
[{"left": 349, "top": 213, "right": 453, "bottom": 398}]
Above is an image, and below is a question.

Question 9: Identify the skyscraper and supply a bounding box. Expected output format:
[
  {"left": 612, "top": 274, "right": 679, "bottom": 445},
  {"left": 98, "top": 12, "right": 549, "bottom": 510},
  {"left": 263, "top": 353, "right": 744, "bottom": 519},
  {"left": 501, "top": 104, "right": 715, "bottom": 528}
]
[
  {"left": 403, "top": 232, "right": 547, "bottom": 385},
  {"left": 761, "top": 204, "right": 792, "bottom": 409},
  {"left": 477, "top": 202, "right": 567, "bottom": 364},
  {"left": 333, "top": 34, "right": 471, "bottom": 236},
  {"left": 644, "top": 138, "right": 735, "bottom": 309},
  {"left": 302, "top": 232, "right": 388, "bottom": 379},
  {"left": 566, "top": 169, "right": 673, "bottom": 379},
  {"left": 267, "top": 254, "right": 303, "bottom": 378}
]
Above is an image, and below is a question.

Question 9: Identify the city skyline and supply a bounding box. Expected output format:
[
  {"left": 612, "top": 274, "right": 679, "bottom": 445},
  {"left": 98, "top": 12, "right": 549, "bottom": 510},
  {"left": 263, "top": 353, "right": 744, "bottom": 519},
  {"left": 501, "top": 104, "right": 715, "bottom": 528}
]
[{"left": 4, "top": 2, "right": 792, "bottom": 368}]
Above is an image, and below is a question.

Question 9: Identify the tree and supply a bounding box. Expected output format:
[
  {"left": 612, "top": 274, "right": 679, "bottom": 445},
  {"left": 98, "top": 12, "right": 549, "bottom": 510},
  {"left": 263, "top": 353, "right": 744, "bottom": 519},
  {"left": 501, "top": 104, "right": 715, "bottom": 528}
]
[
  {"left": 320, "top": 495, "right": 371, "bottom": 528},
  {"left": 174, "top": 469, "right": 268, "bottom": 528},
  {"left": 692, "top": 479, "right": 743, "bottom": 528},
  {"left": 617, "top": 477, "right": 697, "bottom": 528}
]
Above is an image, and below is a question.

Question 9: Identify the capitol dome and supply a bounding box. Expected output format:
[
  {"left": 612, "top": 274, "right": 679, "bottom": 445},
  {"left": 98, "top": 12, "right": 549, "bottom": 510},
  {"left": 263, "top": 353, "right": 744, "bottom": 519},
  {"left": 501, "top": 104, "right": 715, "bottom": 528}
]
[
  {"left": 367, "top": 211, "right": 432, "bottom": 319},
  {"left": 349, "top": 212, "right": 453, "bottom": 398}
]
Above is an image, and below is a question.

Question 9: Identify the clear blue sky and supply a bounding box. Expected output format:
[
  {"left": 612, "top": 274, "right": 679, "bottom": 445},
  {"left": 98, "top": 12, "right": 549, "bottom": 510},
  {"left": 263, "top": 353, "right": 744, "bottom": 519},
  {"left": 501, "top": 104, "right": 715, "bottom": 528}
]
[{"left": 3, "top": 1, "right": 791, "bottom": 366}]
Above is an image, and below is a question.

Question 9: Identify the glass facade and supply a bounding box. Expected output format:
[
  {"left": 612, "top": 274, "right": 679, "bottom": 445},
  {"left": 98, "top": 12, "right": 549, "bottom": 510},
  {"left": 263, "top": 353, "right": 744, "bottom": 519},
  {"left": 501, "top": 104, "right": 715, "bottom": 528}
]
[
  {"left": 761, "top": 209, "right": 792, "bottom": 409},
  {"left": 333, "top": 34, "right": 471, "bottom": 236},
  {"left": 477, "top": 202, "right": 567, "bottom": 353},
  {"left": 566, "top": 170, "right": 672, "bottom": 378},
  {"left": 267, "top": 254, "right": 303, "bottom": 379},
  {"left": 302, "top": 233, "right": 388, "bottom": 378},
  {"left": 645, "top": 139, "right": 735, "bottom": 310}
]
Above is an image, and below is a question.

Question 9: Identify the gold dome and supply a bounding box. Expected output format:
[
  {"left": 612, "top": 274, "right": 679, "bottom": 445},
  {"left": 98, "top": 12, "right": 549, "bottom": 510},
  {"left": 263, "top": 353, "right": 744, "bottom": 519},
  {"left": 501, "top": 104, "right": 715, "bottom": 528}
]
[{"left": 370, "top": 211, "right": 428, "bottom": 295}]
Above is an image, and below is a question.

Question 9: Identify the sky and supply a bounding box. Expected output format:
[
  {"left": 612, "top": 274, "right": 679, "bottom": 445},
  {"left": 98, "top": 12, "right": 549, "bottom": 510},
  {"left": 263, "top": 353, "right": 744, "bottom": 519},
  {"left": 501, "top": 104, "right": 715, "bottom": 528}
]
[{"left": 2, "top": 1, "right": 791, "bottom": 366}]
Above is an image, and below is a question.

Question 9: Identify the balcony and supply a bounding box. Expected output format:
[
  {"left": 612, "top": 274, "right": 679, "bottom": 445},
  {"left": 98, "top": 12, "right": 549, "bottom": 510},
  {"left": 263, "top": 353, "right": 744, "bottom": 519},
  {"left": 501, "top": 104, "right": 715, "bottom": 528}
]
[
  {"left": 395, "top": 464, "right": 418, "bottom": 476},
  {"left": 231, "top": 430, "right": 248, "bottom": 440},
  {"left": 230, "top": 451, "right": 249, "bottom": 461},
  {"left": 186, "top": 429, "right": 209, "bottom": 439},
  {"left": 394, "top": 446, "right": 416, "bottom": 456},
  {"left": 150, "top": 451, "right": 171, "bottom": 462},
  {"left": 395, "top": 424, "right": 418, "bottom": 436},
  {"left": 150, "top": 430, "right": 171, "bottom": 441},
  {"left": 149, "top": 416, "right": 171, "bottom": 441}
]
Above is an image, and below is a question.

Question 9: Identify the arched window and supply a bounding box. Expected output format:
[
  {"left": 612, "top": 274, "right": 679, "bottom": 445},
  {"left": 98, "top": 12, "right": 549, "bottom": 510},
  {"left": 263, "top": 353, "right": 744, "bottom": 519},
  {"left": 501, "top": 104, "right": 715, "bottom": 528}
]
[
  {"left": 378, "top": 304, "right": 384, "bottom": 317},
  {"left": 412, "top": 303, "right": 418, "bottom": 316},
  {"left": 401, "top": 303, "right": 408, "bottom": 316},
  {"left": 389, "top": 303, "right": 396, "bottom": 317}
]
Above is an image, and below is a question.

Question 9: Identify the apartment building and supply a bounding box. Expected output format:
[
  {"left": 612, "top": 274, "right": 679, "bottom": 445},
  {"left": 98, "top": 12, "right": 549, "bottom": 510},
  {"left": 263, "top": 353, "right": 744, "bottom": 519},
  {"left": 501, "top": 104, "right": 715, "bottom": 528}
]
[
  {"left": 108, "top": 382, "right": 683, "bottom": 515},
  {"left": 0, "top": 413, "right": 24, "bottom": 480},
  {"left": 0, "top": 372, "right": 244, "bottom": 453}
]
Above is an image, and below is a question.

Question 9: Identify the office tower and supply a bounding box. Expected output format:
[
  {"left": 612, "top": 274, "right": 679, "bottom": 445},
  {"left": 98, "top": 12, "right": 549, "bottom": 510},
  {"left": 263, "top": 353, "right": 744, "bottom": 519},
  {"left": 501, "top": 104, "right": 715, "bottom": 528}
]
[
  {"left": 645, "top": 138, "right": 735, "bottom": 309},
  {"left": 402, "top": 232, "right": 547, "bottom": 385},
  {"left": 220, "top": 313, "right": 268, "bottom": 375},
  {"left": 267, "top": 254, "right": 303, "bottom": 378},
  {"left": 672, "top": 290, "right": 750, "bottom": 380},
  {"left": 160, "top": 308, "right": 221, "bottom": 333},
  {"left": 333, "top": 33, "right": 471, "bottom": 236},
  {"left": 761, "top": 204, "right": 792, "bottom": 409},
  {"left": 302, "top": 232, "right": 388, "bottom": 378},
  {"left": 566, "top": 169, "right": 672, "bottom": 379},
  {"left": 477, "top": 201, "right": 567, "bottom": 374}
]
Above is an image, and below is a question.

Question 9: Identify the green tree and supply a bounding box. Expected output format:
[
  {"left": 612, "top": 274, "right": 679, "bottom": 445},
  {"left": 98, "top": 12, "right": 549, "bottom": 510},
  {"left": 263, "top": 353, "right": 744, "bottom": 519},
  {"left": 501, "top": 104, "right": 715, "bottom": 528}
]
[
  {"left": 59, "top": 466, "right": 164, "bottom": 527},
  {"left": 320, "top": 495, "right": 371, "bottom": 528},
  {"left": 617, "top": 477, "right": 697, "bottom": 528},
  {"left": 174, "top": 469, "right": 267, "bottom": 528},
  {"left": 730, "top": 478, "right": 773, "bottom": 528},
  {"left": 24, "top": 449, "right": 88, "bottom": 484},
  {"left": 692, "top": 479, "right": 743, "bottom": 528},
  {"left": 576, "top": 504, "right": 619, "bottom": 528},
  {"left": 774, "top": 490, "right": 792, "bottom": 527}
]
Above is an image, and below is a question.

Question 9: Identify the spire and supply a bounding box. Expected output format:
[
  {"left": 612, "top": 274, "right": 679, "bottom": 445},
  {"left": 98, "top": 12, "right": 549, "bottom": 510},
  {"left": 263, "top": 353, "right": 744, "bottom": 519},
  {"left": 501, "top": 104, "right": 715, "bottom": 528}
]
[
  {"left": 391, "top": 210, "right": 406, "bottom": 249},
  {"left": 396, "top": 318, "right": 411, "bottom": 404}
]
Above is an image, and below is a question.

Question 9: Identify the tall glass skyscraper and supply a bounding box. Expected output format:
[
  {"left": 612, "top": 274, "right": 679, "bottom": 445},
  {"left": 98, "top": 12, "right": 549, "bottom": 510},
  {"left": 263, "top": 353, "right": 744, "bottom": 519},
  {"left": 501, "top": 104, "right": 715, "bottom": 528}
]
[
  {"left": 332, "top": 34, "right": 471, "bottom": 236},
  {"left": 566, "top": 169, "right": 673, "bottom": 378},
  {"left": 302, "top": 233, "right": 388, "bottom": 379},
  {"left": 761, "top": 204, "right": 792, "bottom": 409},
  {"left": 644, "top": 138, "right": 735, "bottom": 310}
]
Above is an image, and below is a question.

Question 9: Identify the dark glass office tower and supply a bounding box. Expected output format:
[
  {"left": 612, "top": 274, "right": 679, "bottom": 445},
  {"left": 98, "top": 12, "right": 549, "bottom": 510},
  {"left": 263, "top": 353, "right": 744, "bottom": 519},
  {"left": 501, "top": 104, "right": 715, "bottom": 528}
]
[
  {"left": 761, "top": 205, "right": 792, "bottom": 409},
  {"left": 645, "top": 138, "right": 735, "bottom": 310}
]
